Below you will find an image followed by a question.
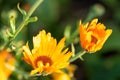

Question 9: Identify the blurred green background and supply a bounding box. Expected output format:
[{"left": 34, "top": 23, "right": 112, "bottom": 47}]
[{"left": 0, "top": 0, "right": 120, "bottom": 80}]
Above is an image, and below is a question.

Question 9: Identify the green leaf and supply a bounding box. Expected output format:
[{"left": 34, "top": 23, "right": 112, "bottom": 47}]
[
  {"left": 26, "top": 16, "right": 38, "bottom": 24},
  {"left": 6, "top": 29, "right": 14, "bottom": 37},
  {"left": 10, "top": 16, "right": 16, "bottom": 34},
  {"left": 64, "top": 25, "right": 71, "bottom": 39},
  {"left": 71, "top": 43, "right": 75, "bottom": 56}
]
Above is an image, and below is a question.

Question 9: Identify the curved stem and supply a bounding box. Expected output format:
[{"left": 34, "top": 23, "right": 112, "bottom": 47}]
[
  {"left": 69, "top": 50, "right": 86, "bottom": 62},
  {"left": 12, "top": 0, "right": 43, "bottom": 40}
]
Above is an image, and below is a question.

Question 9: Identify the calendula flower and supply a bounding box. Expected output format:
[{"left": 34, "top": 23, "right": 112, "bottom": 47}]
[
  {"left": 0, "top": 49, "right": 15, "bottom": 80},
  {"left": 79, "top": 19, "right": 112, "bottom": 53},
  {"left": 52, "top": 71, "right": 71, "bottom": 80},
  {"left": 52, "top": 64, "right": 77, "bottom": 80},
  {"left": 22, "top": 30, "right": 73, "bottom": 75},
  {"left": 66, "top": 64, "right": 77, "bottom": 78}
]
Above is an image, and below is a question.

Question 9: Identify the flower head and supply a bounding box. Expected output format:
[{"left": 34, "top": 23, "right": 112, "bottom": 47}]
[
  {"left": 0, "top": 49, "right": 15, "bottom": 80},
  {"left": 52, "top": 64, "right": 77, "bottom": 80},
  {"left": 52, "top": 71, "right": 71, "bottom": 80},
  {"left": 79, "top": 19, "right": 112, "bottom": 53},
  {"left": 22, "top": 30, "right": 73, "bottom": 75}
]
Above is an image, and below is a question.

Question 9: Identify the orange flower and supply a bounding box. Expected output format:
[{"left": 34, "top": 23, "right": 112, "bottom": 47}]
[
  {"left": 79, "top": 19, "right": 112, "bottom": 53},
  {"left": 0, "top": 49, "right": 15, "bottom": 80},
  {"left": 22, "top": 30, "right": 73, "bottom": 75}
]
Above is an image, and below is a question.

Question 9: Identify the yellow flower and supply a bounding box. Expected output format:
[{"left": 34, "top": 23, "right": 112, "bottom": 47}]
[
  {"left": 51, "top": 64, "right": 76, "bottom": 80},
  {"left": 52, "top": 71, "right": 71, "bottom": 80},
  {"left": 66, "top": 64, "right": 77, "bottom": 78},
  {"left": 0, "top": 49, "right": 15, "bottom": 80},
  {"left": 22, "top": 30, "right": 73, "bottom": 75},
  {"left": 79, "top": 19, "right": 112, "bottom": 53},
  {"left": 52, "top": 64, "right": 77, "bottom": 80}
]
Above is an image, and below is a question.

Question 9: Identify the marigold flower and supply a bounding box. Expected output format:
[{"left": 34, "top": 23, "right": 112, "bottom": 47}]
[
  {"left": 79, "top": 19, "right": 112, "bottom": 53},
  {"left": 66, "top": 64, "right": 77, "bottom": 78},
  {"left": 52, "top": 71, "right": 71, "bottom": 80},
  {"left": 22, "top": 30, "right": 73, "bottom": 75},
  {"left": 0, "top": 49, "right": 15, "bottom": 80},
  {"left": 51, "top": 64, "right": 76, "bottom": 80}
]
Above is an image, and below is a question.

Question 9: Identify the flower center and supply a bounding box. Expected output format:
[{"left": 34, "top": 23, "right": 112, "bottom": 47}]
[
  {"left": 91, "top": 35, "right": 98, "bottom": 44},
  {"left": 34, "top": 56, "right": 53, "bottom": 67}
]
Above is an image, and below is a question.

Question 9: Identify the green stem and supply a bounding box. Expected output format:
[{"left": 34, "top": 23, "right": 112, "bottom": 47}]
[
  {"left": 66, "top": 26, "right": 79, "bottom": 47},
  {"left": 69, "top": 50, "right": 86, "bottom": 62},
  {"left": 12, "top": 0, "right": 43, "bottom": 40}
]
